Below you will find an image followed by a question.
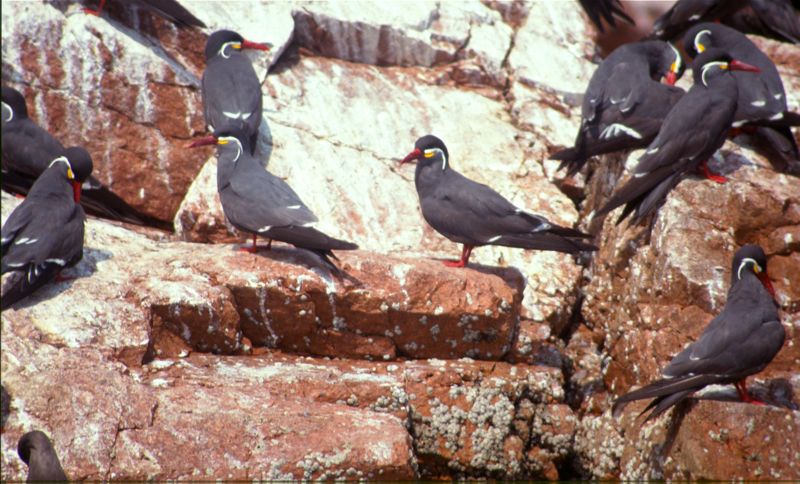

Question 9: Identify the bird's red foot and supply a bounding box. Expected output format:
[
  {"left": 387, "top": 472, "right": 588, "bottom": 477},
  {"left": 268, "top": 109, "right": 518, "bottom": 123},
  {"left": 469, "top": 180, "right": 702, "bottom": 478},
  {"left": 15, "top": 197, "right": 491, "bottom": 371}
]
[
  {"left": 83, "top": 8, "right": 101, "bottom": 15},
  {"left": 699, "top": 160, "right": 727, "bottom": 184},
  {"left": 735, "top": 380, "right": 766, "bottom": 405},
  {"left": 54, "top": 273, "right": 76, "bottom": 283},
  {"left": 14, "top": 194, "right": 26, "bottom": 199},
  {"left": 238, "top": 245, "right": 258, "bottom": 254},
  {"left": 443, "top": 260, "right": 467, "bottom": 268}
]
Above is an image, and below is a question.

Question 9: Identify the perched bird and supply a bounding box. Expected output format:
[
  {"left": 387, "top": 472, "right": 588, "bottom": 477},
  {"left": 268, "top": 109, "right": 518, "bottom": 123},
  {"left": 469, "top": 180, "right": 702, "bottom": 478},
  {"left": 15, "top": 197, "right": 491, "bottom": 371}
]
[
  {"left": 579, "top": 0, "right": 634, "bottom": 33},
  {"left": 652, "top": 0, "right": 800, "bottom": 44},
  {"left": 202, "top": 30, "right": 271, "bottom": 155},
  {"left": 551, "top": 41, "right": 686, "bottom": 176},
  {"left": 613, "top": 244, "right": 783, "bottom": 422},
  {"left": 1, "top": 86, "right": 171, "bottom": 230},
  {"left": 1, "top": 147, "right": 93, "bottom": 310},
  {"left": 17, "top": 431, "right": 68, "bottom": 482},
  {"left": 683, "top": 23, "right": 800, "bottom": 166},
  {"left": 400, "top": 135, "right": 597, "bottom": 268},
  {"left": 596, "top": 48, "right": 761, "bottom": 225},
  {"left": 83, "top": 0, "right": 206, "bottom": 28},
  {"left": 188, "top": 131, "right": 357, "bottom": 268}
]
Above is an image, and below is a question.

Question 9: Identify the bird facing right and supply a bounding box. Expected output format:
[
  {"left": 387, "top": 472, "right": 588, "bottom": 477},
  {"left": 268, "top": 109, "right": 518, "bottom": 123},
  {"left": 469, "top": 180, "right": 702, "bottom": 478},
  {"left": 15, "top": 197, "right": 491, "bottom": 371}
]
[
  {"left": 596, "top": 48, "right": 761, "bottom": 225},
  {"left": 1, "top": 147, "right": 93, "bottom": 310},
  {"left": 613, "top": 244, "right": 784, "bottom": 422}
]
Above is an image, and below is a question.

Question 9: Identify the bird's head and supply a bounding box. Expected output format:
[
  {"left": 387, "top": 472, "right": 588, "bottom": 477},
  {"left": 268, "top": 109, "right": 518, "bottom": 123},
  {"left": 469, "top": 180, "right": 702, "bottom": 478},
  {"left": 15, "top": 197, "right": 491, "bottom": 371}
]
[
  {"left": 17, "top": 431, "right": 55, "bottom": 465},
  {"left": 658, "top": 42, "right": 684, "bottom": 86},
  {"left": 732, "top": 244, "right": 775, "bottom": 299},
  {"left": 692, "top": 48, "right": 760, "bottom": 87},
  {"left": 400, "top": 135, "right": 450, "bottom": 171},
  {"left": 49, "top": 147, "right": 93, "bottom": 203},
  {"left": 204, "top": 30, "right": 271, "bottom": 60},
  {"left": 683, "top": 23, "right": 728, "bottom": 59},
  {"left": 188, "top": 130, "right": 248, "bottom": 163},
  {"left": 2, "top": 85, "right": 28, "bottom": 122}
]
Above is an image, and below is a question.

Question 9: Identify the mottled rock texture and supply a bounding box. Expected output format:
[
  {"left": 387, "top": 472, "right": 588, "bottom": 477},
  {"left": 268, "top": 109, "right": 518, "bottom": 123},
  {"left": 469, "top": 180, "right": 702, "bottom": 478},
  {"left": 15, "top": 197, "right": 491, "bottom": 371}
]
[{"left": 2, "top": 0, "right": 799, "bottom": 480}]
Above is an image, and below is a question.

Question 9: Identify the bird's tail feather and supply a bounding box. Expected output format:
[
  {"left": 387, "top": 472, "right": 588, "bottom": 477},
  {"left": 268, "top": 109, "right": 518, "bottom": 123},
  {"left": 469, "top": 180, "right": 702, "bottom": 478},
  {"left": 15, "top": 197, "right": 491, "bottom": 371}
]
[
  {"left": 494, "top": 233, "right": 597, "bottom": 254},
  {"left": 269, "top": 226, "right": 358, "bottom": 252},
  {"left": 81, "top": 183, "right": 173, "bottom": 231},
  {"left": 612, "top": 374, "right": 722, "bottom": 419},
  {"left": 1, "top": 264, "right": 61, "bottom": 310}
]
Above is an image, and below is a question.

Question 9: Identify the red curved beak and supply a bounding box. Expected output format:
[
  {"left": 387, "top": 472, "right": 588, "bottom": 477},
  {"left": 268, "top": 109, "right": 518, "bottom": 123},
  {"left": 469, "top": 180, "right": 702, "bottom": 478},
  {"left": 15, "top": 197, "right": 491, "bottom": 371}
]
[
  {"left": 401, "top": 148, "right": 422, "bottom": 164},
  {"left": 758, "top": 272, "right": 776, "bottom": 300},
  {"left": 72, "top": 181, "right": 82, "bottom": 203},
  {"left": 187, "top": 135, "right": 218, "bottom": 148},
  {"left": 729, "top": 60, "right": 760, "bottom": 73},
  {"left": 665, "top": 71, "right": 677, "bottom": 86},
  {"left": 242, "top": 40, "right": 271, "bottom": 51}
]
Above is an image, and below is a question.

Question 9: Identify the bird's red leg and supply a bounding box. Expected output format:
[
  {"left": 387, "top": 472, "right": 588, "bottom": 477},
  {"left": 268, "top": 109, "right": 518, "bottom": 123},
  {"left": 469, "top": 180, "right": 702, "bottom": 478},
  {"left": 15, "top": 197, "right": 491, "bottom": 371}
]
[
  {"left": 735, "top": 379, "right": 766, "bottom": 406},
  {"left": 54, "top": 271, "right": 76, "bottom": 283},
  {"left": 238, "top": 234, "right": 259, "bottom": 254},
  {"left": 266, "top": 239, "right": 272, "bottom": 250},
  {"left": 444, "top": 245, "right": 473, "bottom": 268},
  {"left": 698, "top": 160, "right": 727, "bottom": 184},
  {"left": 728, "top": 125, "right": 757, "bottom": 138},
  {"left": 83, "top": 0, "right": 107, "bottom": 15}
]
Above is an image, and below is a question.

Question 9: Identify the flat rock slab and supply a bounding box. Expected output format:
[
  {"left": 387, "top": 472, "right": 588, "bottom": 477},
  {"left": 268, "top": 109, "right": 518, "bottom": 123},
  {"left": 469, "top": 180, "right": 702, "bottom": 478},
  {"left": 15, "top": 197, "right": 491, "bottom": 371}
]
[{"left": 2, "top": 193, "right": 524, "bottom": 362}]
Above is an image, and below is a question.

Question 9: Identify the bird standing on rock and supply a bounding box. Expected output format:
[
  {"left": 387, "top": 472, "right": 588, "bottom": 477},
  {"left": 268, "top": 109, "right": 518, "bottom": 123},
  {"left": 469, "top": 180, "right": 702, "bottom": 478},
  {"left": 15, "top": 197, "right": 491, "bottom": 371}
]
[
  {"left": 596, "top": 48, "right": 761, "bottom": 225},
  {"left": 202, "top": 30, "right": 271, "bottom": 155},
  {"left": 613, "top": 244, "right": 784, "bottom": 422},
  {"left": 683, "top": 23, "right": 800, "bottom": 169},
  {"left": 17, "top": 430, "right": 68, "bottom": 481},
  {"left": 189, "top": 130, "right": 357, "bottom": 269},
  {"left": 400, "top": 135, "right": 597, "bottom": 268},
  {"left": 1, "top": 147, "right": 93, "bottom": 310},
  {"left": 1, "top": 86, "right": 171, "bottom": 230},
  {"left": 551, "top": 41, "right": 686, "bottom": 176}
]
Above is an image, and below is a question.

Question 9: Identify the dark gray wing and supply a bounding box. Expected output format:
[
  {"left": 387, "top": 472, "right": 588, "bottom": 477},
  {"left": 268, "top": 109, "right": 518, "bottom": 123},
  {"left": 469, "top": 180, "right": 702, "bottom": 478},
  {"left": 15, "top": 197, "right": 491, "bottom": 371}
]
[
  {"left": 2, "top": 200, "right": 85, "bottom": 273},
  {"left": 420, "top": 171, "right": 550, "bottom": 245},
  {"left": 220, "top": 161, "right": 318, "bottom": 234},
  {"left": 750, "top": 0, "right": 800, "bottom": 44},
  {"left": 138, "top": 0, "right": 206, "bottom": 28},
  {"left": 1, "top": 201, "right": 85, "bottom": 309},
  {"left": 597, "top": 86, "right": 733, "bottom": 219},
  {"left": 1, "top": 118, "right": 65, "bottom": 177},
  {"left": 663, "top": 283, "right": 784, "bottom": 378},
  {"left": 202, "top": 54, "right": 263, "bottom": 139}
]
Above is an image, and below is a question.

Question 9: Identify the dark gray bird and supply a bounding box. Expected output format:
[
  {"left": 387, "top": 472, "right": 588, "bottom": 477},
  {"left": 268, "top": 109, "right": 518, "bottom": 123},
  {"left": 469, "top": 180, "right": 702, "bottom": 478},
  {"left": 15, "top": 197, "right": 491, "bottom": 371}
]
[
  {"left": 613, "top": 244, "right": 783, "bottom": 422},
  {"left": 17, "top": 431, "right": 68, "bottom": 482},
  {"left": 596, "top": 49, "right": 761, "bottom": 225},
  {"left": 1, "top": 86, "right": 172, "bottom": 230},
  {"left": 579, "top": 0, "right": 634, "bottom": 33},
  {"left": 652, "top": 0, "right": 800, "bottom": 44},
  {"left": 551, "top": 41, "right": 686, "bottom": 176},
  {"left": 84, "top": 0, "right": 206, "bottom": 28},
  {"left": 189, "top": 131, "right": 357, "bottom": 268},
  {"left": 2, "top": 147, "right": 93, "bottom": 310},
  {"left": 683, "top": 23, "right": 800, "bottom": 167},
  {"left": 400, "top": 135, "right": 597, "bottom": 268},
  {"left": 202, "top": 30, "right": 271, "bottom": 155}
]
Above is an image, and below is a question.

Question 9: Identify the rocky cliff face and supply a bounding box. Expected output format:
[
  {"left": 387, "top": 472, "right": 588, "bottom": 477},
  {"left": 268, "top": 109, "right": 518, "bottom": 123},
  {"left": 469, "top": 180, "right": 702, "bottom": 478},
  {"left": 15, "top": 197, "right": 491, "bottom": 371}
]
[{"left": 1, "top": 0, "right": 798, "bottom": 480}]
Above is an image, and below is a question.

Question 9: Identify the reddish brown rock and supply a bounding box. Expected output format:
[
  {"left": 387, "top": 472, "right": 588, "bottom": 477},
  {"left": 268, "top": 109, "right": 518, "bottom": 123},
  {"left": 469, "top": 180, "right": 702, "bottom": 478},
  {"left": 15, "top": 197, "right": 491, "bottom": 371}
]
[
  {"left": 616, "top": 399, "right": 800, "bottom": 480},
  {"left": 2, "top": 193, "right": 525, "bottom": 363},
  {"left": 405, "top": 359, "right": 573, "bottom": 478}
]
